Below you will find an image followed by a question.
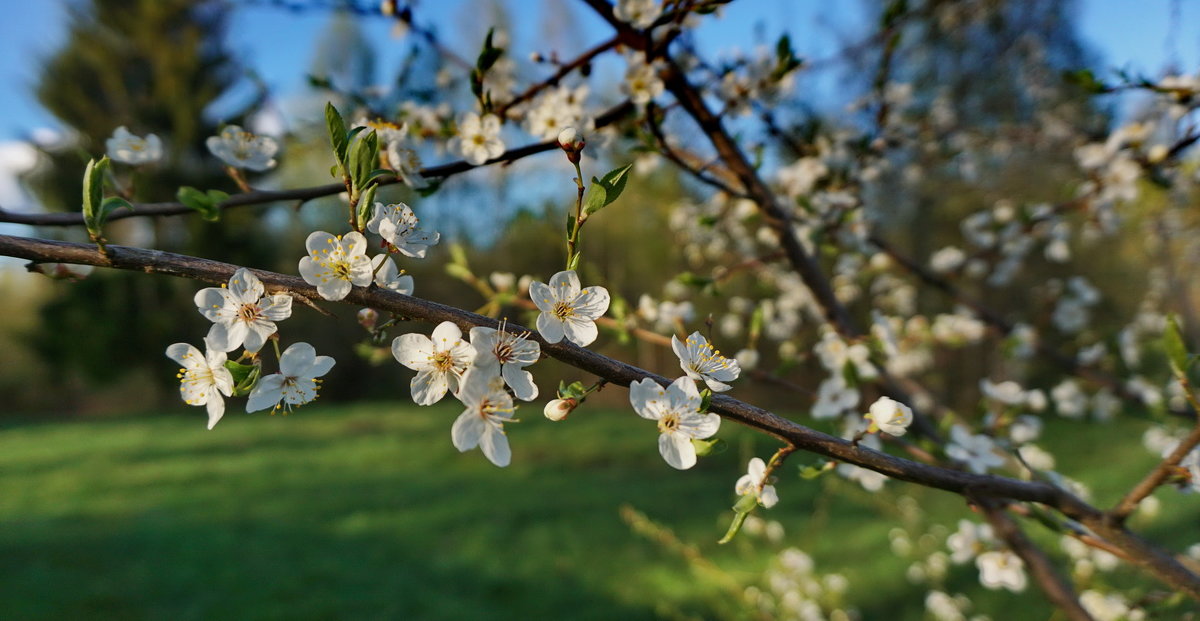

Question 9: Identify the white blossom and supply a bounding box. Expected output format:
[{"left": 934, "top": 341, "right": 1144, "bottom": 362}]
[
  {"left": 946, "top": 426, "right": 1005, "bottom": 474},
  {"left": 392, "top": 321, "right": 476, "bottom": 405},
  {"left": 246, "top": 342, "right": 334, "bottom": 413},
  {"left": 622, "top": 57, "right": 664, "bottom": 105},
  {"left": 544, "top": 398, "right": 576, "bottom": 421},
  {"left": 370, "top": 255, "right": 414, "bottom": 294},
  {"left": 106, "top": 126, "right": 163, "bottom": 165},
  {"left": 629, "top": 376, "right": 721, "bottom": 469},
  {"left": 947, "top": 520, "right": 994, "bottom": 564},
  {"left": 367, "top": 202, "right": 440, "bottom": 258},
  {"left": 451, "top": 372, "right": 515, "bottom": 467},
  {"left": 976, "top": 550, "right": 1026, "bottom": 592},
  {"left": 165, "top": 341, "right": 234, "bottom": 430},
  {"left": 735, "top": 457, "right": 779, "bottom": 508},
  {"left": 867, "top": 396, "right": 914, "bottom": 436},
  {"left": 613, "top": 0, "right": 663, "bottom": 28},
  {"left": 530, "top": 270, "right": 610, "bottom": 346},
  {"left": 206, "top": 125, "right": 278, "bottom": 171},
  {"left": 298, "top": 231, "right": 373, "bottom": 301},
  {"left": 194, "top": 267, "right": 292, "bottom": 353},
  {"left": 452, "top": 112, "right": 504, "bottom": 165},
  {"left": 672, "top": 331, "right": 741, "bottom": 392},
  {"left": 469, "top": 326, "right": 540, "bottom": 401}
]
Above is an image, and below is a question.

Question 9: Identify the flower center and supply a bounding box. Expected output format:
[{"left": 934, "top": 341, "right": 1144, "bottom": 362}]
[
  {"left": 552, "top": 301, "right": 575, "bottom": 320},
  {"left": 493, "top": 341, "right": 514, "bottom": 364},
  {"left": 658, "top": 412, "right": 680, "bottom": 433},
  {"left": 431, "top": 350, "right": 455, "bottom": 372},
  {"left": 238, "top": 303, "right": 261, "bottom": 323}
]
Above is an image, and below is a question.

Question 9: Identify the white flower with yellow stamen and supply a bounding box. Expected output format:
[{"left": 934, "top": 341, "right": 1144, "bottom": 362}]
[
  {"left": 392, "top": 321, "right": 476, "bottom": 405},
  {"left": 451, "top": 371, "right": 515, "bottom": 467},
  {"left": 469, "top": 325, "right": 540, "bottom": 401},
  {"left": 976, "top": 550, "right": 1027, "bottom": 592},
  {"left": 629, "top": 376, "right": 721, "bottom": 470},
  {"left": 205, "top": 125, "right": 278, "bottom": 171},
  {"left": 194, "top": 267, "right": 292, "bottom": 353},
  {"left": 866, "top": 396, "right": 914, "bottom": 437},
  {"left": 298, "top": 231, "right": 373, "bottom": 301},
  {"left": 165, "top": 340, "right": 234, "bottom": 430},
  {"left": 366, "top": 202, "right": 440, "bottom": 258},
  {"left": 672, "top": 331, "right": 740, "bottom": 392},
  {"left": 106, "top": 126, "right": 163, "bottom": 165},
  {"left": 246, "top": 342, "right": 335, "bottom": 414},
  {"left": 451, "top": 112, "right": 504, "bottom": 165},
  {"left": 530, "top": 270, "right": 610, "bottom": 347},
  {"left": 370, "top": 255, "right": 414, "bottom": 294},
  {"left": 735, "top": 457, "right": 779, "bottom": 508}
]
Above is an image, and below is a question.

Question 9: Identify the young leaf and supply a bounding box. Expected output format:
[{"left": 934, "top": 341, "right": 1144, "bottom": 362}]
[
  {"left": 583, "top": 163, "right": 634, "bottom": 216},
  {"left": 325, "top": 102, "right": 350, "bottom": 166},
  {"left": 691, "top": 437, "right": 726, "bottom": 457},
  {"left": 81, "top": 156, "right": 110, "bottom": 230},
  {"left": 356, "top": 183, "right": 378, "bottom": 232},
  {"left": 177, "top": 186, "right": 220, "bottom": 222},
  {"left": 349, "top": 130, "right": 380, "bottom": 192},
  {"left": 224, "top": 360, "right": 261, "bottom": 398},
  {"left": 1164, "top": 314, "right": 1191, "bottom": 378},
  {"left": 718, "top": 508, "right": 751, "bottom": 545},
  {"left": 582, "top": 182, "right": 607, "bottom": 216},
  {"left": 98, "top": 196, "right": 133, "bottom": 225}
]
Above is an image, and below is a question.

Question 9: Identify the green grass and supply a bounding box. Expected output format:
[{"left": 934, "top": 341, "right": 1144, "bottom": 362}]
[{"left": 1, "top": 404, "right": 1197, "bottom": 620}]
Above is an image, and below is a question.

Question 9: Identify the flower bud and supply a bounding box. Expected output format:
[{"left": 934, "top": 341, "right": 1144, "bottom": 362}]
[
  {"left": 544, "top": 397, "right": 578, "bottom": 421},
  {"left": 357, "top": 307, "right": 379, "bottom": 332},
  {"left": 557, "top": 127, "right": 585, "bottom": 162},
  {"left": 866, "top": 396, "right": 914, "bottom": 437}
]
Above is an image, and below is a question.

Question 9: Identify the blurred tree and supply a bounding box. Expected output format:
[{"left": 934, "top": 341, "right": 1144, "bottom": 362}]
[{"left": 25, "top": 0, "right": 267, "bottom": 399}]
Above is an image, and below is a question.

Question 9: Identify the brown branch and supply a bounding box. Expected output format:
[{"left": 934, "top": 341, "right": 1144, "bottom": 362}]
[
  {"left": 0, "top": 101, "right": 634, "bottom": 228},
  {"left": 980, "top": 502, "right": 1094, "bottom": 621},
  {"left": 495, "top": 36, "right": 620, "bottom": 119},
  {"left": 3, "top": 231, "right": 1199, "bottom": 600},
  {"left": 1110, "top": 381, "right": 1200, "bottom": 521}
]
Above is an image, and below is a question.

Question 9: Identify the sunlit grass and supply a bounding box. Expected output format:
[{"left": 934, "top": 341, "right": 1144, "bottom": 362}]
[{"left": 1, "top": 404, "right": 1196, "bottom": 620}]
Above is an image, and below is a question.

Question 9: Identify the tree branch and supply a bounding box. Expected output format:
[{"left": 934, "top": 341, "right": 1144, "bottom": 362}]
[
  {"left": 3, "top": 231, "right": 1199, "bottom": 601},
  {"left": 0, "top": 101, "right": 634, "bottom": 228},
  {"left": 980, "top": 502, "right": 1094, "bottom": 621}
]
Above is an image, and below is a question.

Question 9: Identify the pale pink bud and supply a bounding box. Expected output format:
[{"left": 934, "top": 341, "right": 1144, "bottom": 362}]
[{"left": 544, "top": 398, "right": 578, "bottom": 421}]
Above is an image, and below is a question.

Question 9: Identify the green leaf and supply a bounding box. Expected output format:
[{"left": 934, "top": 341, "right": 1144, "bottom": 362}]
[
  {"left": 1164, "top": 314, "right": 1191, "bottom": 378},
  {"left": 1063, "top": 68, "right": 1110, "bottom": 94},
  {"left": 560, "top": 381, "right": 587, "bottom": 400},
  {"left": 798, "top": 460, "right": 832, "bottom": 480},
  {"left": 356, "top": 183, "right": 378, "bottom": 232},
  {"left": 224, "top": 360, "right": 261, "bottom": 397},
  {"left": 348, "top": 130, "right": 380, "bottom": 192},
  {"left": 566, "top": 252, "right": 581, "bottom": 272},
  {"left": 475, "top": 27, "right": 504, "bottom": 72},
  {"left": 416, "top": 178, "right": 443, "bottom": 197},
  {"left": 691, "top": 437, "right": 726, "bottom": 457},
  {"left": 177, "top": 186, "right": 220, "bottom": 221},
  {"left": 583, "top": 163, "right": 634, "bottom": 216},
  {"left": 325, "top": 102, "right": 349, "bottom": 166},
  {"left": 81, "top": 157, "right": 110, "bottom": 231},
  {"left": 699, "top": 388, "right": 713, "bottom": 413},
  {"left": 98, "top": 196, "right": 132, "bottom": 224},
  {"left": 582, "top": 181, "right": 607, "bottom": 216},
  {"left": 718, "top": 508, "right": 751, "bottom": 545}
]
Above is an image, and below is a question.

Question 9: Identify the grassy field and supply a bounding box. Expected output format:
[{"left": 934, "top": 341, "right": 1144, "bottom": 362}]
[{"left": 2, "top": 402, "right": 1197, "bottom": 620}]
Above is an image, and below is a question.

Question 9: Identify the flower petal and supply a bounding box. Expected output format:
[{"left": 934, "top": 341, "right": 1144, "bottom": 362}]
[
  {"left": 659, "top": 432, "right": 697, "bottom": 470},
  {"left": 549, "top": 270, "right": 581, "bottom": 299},
  {"left": 479, "top": 427, "right": 511, "bottom": 467},
  {"left": 392, "top": 334, "right": 434, "bottom": 370},
  {"left": 536, "top": 313, "right": 565, "bottom": 344},
  {"left": 529, "top": 281, "right": 556, "bottom": 312},
  {"left": 411, "top": 370, "right": 449, "bottom": 405},
  {"left": 430, "top": 321, "right": 464, "bottom": 348},
  {"left": 629, "top": 378, "right": 667, "bottom": 420},
  {"left": 205, "top": 394, "right": 226, "bottom": 430},
  {"left": 562, "top": 317, "right": 599, "bottom": 347},
  {"left": 246, "top": 374, "right": 285, "bottom": 412},
  {"left": 451, "top": 410, "right": 485, "bottom": 451},
  {"left": 502, "top": 365, "right": 538, "bottom": 401}
]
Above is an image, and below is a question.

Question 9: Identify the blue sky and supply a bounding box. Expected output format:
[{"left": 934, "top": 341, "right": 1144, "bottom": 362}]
[{"left": 3, "top": 1, "right": 1197, "bottom": 142}]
